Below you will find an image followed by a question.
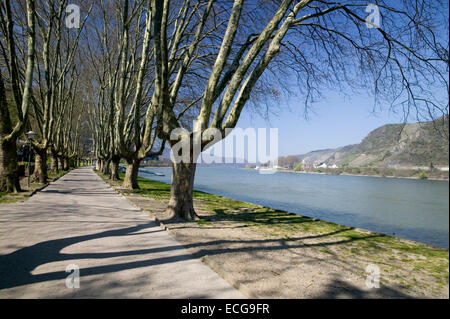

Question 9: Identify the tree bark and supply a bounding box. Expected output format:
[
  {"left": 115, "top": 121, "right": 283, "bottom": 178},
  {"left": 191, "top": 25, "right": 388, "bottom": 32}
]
[
  {"left": 0, "top": 73, "right": 21, "bottom": 192},
  {"left": 32, "top": 148, "right": 48, "bottom": 184},
  {"left": 62, "top": 157, "right": 70, "bottom": 171},
  {"left": 101, "top": 158, "right": 111, "bottom": 175},
  {"left": 50, "top": 150, "right": 59, "bottom": 173},
  {"left": 0, "top": 138, "right": 21, "bottom": 192},
  {"left": 122, "top": 157, "right": 141, "bottom": 189},
  {"left": 166, "top": 161, "right": 198, "bottom": 220},
  {"left": 110, "top": 155, "right": 121, "bottom": 181}
]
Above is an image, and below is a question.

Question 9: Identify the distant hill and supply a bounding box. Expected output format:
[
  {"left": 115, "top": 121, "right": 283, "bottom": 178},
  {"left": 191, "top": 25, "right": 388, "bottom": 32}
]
[{"left": 298, "top": 116, "right": 449, "bottom": 169}]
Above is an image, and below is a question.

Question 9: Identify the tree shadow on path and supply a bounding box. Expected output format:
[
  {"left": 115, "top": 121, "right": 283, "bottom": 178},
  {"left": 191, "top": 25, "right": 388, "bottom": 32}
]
[{"left": 0, "top": 219, "right": 411, "bottom": 299}]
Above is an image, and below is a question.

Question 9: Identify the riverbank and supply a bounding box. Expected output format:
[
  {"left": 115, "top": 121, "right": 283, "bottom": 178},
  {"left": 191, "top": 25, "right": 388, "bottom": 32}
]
[
  {"left": 142, "top": 165, "right": 449, "bottom": 181},
  {"left": 247, "top": 167, "right": 449, "bottom": 181},
  {"left": 98, "top": 172, "right": 449, "bottom": 298},
  {"left": 285, "top": 170, "right": 448, "bottom": 181}
]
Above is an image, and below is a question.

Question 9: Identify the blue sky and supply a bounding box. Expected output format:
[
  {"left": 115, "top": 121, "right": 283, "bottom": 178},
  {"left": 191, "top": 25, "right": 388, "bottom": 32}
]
[
  {"left": 231, "top": 1, "right": 449, "bottom": 158},
  {"left": 236, "top": 91, "right": 407, "bottom": 156}
]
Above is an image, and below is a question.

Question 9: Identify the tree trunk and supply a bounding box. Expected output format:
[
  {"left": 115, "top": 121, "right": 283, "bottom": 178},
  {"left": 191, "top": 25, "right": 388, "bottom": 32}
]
[
  {"left": 0, "top": 138, "right": 21, "bottom": 192},
  {"left": 62, "top": 157, "right": 70, "bottom": 171},
  {"left": 123, "top": 157, "right": 141, "bottom": 189},
  {"left": 58, "top": 157, "right": 63, "bottom": 171},
  {"left": 166, "top": 162, "right": 198, "bottom": 220},
  {"left": 101, "top": 158, "right": 111, "bottom": 175},
  {"left": 50, "top": 150, "right": 59, "bottom": 173},
  {"left": 32, "top": 148, "right": 48, "bottom": 184},
  {"left": 0, "top": 75, "right": 20, "bottom": 192},
  {"left": 110, "top": 155, "right": 121, "bottom": 181}
]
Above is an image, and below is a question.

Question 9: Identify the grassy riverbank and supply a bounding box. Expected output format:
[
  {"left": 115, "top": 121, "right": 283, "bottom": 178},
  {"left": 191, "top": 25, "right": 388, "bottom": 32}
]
[{"left": 98, "top": 171, "right": 449, "bottom": 298}]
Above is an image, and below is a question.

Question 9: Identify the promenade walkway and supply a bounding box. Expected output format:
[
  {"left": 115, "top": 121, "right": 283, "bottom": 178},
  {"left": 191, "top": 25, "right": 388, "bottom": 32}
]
[{"left": 0, "top": 167, "right": 243, "bottom": 298}]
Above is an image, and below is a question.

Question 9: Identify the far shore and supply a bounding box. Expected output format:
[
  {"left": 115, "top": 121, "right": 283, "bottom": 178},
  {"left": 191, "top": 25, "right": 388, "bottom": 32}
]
[
  {"left": 269, "top": 168, "right": 450, "bottom": 181},
  {"left": 138, "top": 165, "right": 449, "bottom": 181}
]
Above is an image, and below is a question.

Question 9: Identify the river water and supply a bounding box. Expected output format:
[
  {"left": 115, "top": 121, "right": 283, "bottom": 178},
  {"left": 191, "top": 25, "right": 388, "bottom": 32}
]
[{"left": 139, "top": 167, "right": 449, "bottom": 248}]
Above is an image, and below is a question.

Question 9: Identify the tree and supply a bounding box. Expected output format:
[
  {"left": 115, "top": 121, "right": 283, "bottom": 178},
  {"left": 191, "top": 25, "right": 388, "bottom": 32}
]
[
  {"left": 278, "top": 155, "right": 300, "bottom": 169},
  {"left": 85, "top": 0, "right": 213, "bottom": 187},
  {"left": 28, "top": 0, "right": 91, "bottom": 183},
  {"left": 0, "top": 0, "right": 36, "bottom": 192},
  {"left": 293, "top": 162, "right": 303, "bottom": 171},
  {"left": 85, "top": 0, "right": 447, "bottom": 220},
  {"left": 148, "top": 0, "right": 448, "bottom": 220}
]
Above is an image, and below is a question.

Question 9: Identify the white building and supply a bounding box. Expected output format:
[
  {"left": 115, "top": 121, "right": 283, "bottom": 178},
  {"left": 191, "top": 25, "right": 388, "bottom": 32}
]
[{"left": 314, "top": 162, "right": 328, "bottom": 169}]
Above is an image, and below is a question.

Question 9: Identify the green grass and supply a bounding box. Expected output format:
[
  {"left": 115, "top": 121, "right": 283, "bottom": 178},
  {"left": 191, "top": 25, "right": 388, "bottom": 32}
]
[
  {"left": 0, "top": 195, "right": 23, "bottom": 204},
  {"left": 0, "top": 191, "right": 28, "bottom": 204},
  {"left": 197, "top": 219, "right": 212, "bottom": 227},
  {"left": 0, "top": 169, "right": 72, "bottom": 205},
  {"left": 122, "top": 175, "right": 172, "bottom": 200}
]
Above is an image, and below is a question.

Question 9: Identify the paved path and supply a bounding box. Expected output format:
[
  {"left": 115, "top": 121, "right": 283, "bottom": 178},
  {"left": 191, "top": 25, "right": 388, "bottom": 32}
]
[{"left": 0, "top": 167, "right": 243, "bottom": 298}]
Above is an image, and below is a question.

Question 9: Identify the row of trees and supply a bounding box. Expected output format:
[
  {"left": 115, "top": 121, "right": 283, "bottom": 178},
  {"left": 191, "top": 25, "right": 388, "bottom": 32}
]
[
  {"left": 277, "top": 155, "right": 302, "bottom": 169},
  {"left": 1, "top": 0, "right": 92, "bottom": 191},
  {"left": 1, "top": 0, "right": 448, "bottom": 220}
]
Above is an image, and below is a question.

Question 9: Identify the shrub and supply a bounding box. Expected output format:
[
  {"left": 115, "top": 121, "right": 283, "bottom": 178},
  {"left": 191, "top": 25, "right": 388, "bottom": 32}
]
[
  {"left": 418, "top": 170, "right": 428, "bottom": 180},
  {"left": 293, "top": 163, "right": 303, "bottom": 171}
]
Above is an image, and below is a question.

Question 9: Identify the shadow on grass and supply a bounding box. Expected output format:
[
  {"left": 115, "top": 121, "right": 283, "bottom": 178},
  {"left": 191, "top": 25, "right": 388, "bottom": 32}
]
[{"left": 210, "top": 208, "right": 317, "bottom": 225}]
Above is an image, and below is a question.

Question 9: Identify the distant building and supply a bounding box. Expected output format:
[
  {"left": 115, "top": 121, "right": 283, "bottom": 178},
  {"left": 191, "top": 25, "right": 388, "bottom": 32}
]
[{"left": 314, "top": 162, "right": 328, "bottom": 169}]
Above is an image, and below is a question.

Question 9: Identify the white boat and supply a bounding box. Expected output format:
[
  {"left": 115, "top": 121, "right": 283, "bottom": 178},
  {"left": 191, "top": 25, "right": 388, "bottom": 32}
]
[
  {"left": 144, "top": 170, "right": 165, "bottom": 176},
  {"left": 256, "top": 167, "right": 277, "bottom": 174}
]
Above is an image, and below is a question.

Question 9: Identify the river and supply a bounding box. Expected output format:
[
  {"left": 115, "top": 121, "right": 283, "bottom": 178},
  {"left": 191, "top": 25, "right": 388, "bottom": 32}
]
[{"left": 139, "top": 167, "right": 449, "bottom": 248}]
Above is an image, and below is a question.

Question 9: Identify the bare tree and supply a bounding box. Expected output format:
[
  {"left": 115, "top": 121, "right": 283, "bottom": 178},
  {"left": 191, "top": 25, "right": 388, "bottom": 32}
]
[
  {"left": 84, "top": 0, "right": 169, "bottom": 187},
  {"left": 0, "top": 0, "right": 36, "bottom": 192},
  {"left": 84, "top": 1, "right": 447, "bottom": 220},
  {"left": 27, "top": 0, "right": 91, "bottom": 183},
  {"left": 146, "top": 0, "right": 448, "bottom": 220}
]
